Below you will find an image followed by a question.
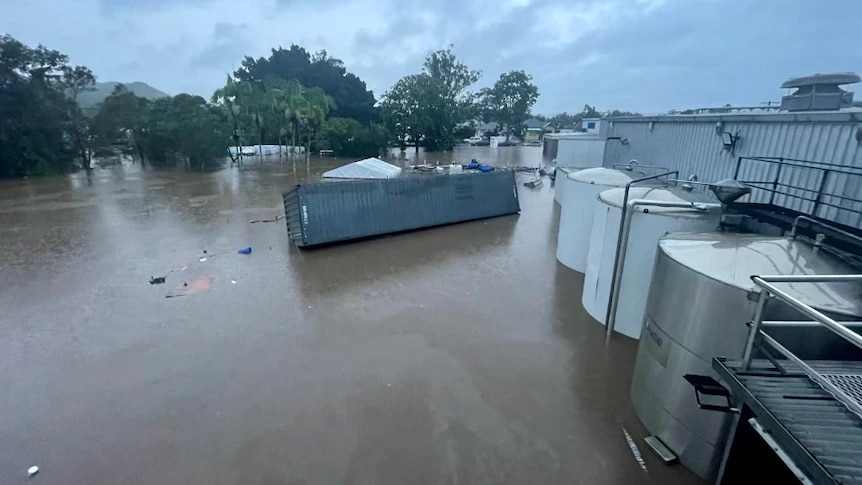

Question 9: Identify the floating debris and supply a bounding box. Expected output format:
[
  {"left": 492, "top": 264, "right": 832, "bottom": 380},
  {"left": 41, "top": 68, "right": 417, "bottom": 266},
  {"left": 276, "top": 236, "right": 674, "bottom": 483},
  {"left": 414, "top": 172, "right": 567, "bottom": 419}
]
[
  {"left": 523, "top": 177, "right": 543, "bottom": 188},
  {"left": 28, "top": 465, "right": 38, "bottom": 478},
  {"left": 230, "top": 280, "right": 237, "bottom": 284},
  {"left": 148, "top": 275, "right": 167, "bottom": 285},
  {"left": 237, "top": 247, "right": 252, "bottom": 254},
  {"left": 166, "top": 276, "right": 214, "bottom": 298},
  {"left": 249, "top": 215, "right": 284, "bottom": 223}
]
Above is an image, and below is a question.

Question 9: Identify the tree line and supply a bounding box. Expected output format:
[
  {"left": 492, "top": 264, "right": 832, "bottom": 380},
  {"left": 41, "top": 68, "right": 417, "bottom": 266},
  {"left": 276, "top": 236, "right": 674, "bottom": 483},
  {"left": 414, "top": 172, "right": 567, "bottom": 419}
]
[
  {"left": 0, "top": 33, "right": 635, "bottom": 179},
  {"left": 379, "top": 50, "right": 541, "bottom": 150}
]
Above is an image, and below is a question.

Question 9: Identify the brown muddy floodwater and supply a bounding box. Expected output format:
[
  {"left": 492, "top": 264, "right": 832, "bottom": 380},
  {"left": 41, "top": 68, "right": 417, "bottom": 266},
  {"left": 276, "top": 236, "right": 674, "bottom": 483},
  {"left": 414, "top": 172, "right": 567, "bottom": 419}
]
[{"left": 0, "top": 147, "right": 702, "bottom": 484}]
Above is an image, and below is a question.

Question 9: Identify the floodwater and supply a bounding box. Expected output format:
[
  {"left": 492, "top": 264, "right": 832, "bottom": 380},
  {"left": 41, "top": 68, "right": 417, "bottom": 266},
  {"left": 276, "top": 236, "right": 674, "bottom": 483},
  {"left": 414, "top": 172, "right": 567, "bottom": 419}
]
[{"left": 0, "top": 147, "right": 702, "bottom": 484}]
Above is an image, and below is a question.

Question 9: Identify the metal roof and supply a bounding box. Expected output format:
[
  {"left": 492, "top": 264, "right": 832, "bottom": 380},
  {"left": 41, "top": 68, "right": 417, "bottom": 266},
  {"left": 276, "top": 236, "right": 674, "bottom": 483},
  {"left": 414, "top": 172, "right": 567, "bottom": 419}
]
[{"left": 781, "top": 72, "right": 861, "bottom": 89}]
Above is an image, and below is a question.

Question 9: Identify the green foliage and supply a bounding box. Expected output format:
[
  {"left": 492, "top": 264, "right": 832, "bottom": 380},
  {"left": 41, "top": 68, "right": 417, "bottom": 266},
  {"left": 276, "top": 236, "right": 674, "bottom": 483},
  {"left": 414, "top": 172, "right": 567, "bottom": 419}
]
[
  {"left": 316, "top": 117, "right": 387, "bottom": 157},
  {"left": 139, "top": 94, "right": 231, "bottom": 169},
  {"left": 212, "top": 75, "right": 334, "bottom": 156},
  {"left": 94, "top": 87, "right": 231, "bottom": 169},
  {"left": 0, "top": 35, "right": 80, "bottom": 177},
  {"left": 479, "top": 70, "right": 539, "bottom": 141},
  {"left": 234, "top": 46, "right": 375, "bottom": 123},
  {"left": 380, "top": 47, "right": 480, "bottom": 152}
]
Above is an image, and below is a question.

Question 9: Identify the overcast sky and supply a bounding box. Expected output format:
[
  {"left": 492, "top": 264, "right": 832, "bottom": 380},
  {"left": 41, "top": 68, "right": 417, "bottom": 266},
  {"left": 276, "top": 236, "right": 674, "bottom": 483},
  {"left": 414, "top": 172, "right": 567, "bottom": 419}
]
[{"left": 4, "top": 0, "right": 861, "bottom": 114}]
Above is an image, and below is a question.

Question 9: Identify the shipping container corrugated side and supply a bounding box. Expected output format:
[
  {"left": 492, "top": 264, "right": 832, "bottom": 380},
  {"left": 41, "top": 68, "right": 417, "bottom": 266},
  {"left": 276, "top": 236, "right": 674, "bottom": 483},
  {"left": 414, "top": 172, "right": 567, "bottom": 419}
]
[{"left": 282, "top": 171, "right": 520, "bottom": 247}]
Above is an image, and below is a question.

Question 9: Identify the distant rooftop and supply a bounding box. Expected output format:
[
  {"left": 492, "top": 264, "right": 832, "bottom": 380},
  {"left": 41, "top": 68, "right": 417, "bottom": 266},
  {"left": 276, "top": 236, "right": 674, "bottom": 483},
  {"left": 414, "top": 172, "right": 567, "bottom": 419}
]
[{"left": 523, "top": 118, "right": 549, "bottom": 130}]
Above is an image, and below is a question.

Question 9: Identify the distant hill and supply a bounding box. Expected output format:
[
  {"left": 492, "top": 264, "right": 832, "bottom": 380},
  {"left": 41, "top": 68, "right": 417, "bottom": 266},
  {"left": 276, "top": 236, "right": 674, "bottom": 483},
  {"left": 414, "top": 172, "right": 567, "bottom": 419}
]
[{"left": 77, "top": 82, "right": 169, "bottom": 108}]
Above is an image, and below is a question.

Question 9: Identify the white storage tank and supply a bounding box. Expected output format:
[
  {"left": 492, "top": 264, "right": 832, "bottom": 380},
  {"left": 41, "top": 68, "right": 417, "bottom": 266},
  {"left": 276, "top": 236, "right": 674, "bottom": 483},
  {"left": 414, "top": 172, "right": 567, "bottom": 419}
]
[
  {"left": 631, "top": 233, "right": 862, "bottom": 481},
  {"left": 556, "top": 168, "right": 644, "bottom": 272},
  {"left": 581, "top": 186, "right": 721, "bottom": 337},
  {"left": 553, "top": 167, "right": 575, "bottom": 205}
]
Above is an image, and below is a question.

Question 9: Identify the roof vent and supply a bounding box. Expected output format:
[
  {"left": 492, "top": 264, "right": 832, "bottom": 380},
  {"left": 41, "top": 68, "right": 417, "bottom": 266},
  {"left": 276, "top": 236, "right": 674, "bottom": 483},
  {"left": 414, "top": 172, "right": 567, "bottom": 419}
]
[{"left": 780, "top": 72, "right": 860, "bottom": 112}]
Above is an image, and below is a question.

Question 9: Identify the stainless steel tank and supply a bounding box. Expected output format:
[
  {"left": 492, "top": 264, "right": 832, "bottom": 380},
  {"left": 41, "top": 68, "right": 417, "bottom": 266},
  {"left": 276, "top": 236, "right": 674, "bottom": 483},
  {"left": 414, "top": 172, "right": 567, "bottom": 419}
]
[{"left": 631, "top": 232, "right": 862, "bottom": 481}]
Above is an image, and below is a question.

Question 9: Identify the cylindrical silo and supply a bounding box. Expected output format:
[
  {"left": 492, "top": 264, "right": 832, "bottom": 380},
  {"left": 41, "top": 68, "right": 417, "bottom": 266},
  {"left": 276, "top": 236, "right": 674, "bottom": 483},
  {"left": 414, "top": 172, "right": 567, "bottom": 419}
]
[
  {"left": 553, "top": 167, "right": 575, "bottom": 205},
  {"left": 556, "top": 168, "right": 644, "bottom": 272},
  {"left": 581, "top": 186, "right": 721, "bottom": 337},
  {"left": 631, "top": 232, "right": 862, "bottom": 481}
]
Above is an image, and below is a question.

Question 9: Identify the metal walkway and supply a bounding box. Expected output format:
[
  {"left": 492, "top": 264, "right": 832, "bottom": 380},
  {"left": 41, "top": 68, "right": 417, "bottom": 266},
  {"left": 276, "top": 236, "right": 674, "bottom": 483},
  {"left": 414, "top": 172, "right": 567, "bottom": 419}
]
[{"left": 715, "top": 358, "right": 862, "bottom": 484}]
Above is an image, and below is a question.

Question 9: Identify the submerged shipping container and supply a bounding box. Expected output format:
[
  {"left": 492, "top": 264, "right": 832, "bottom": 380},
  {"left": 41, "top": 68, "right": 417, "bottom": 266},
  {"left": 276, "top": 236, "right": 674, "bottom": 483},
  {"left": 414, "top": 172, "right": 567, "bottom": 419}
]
[{"left": 283, "top": 170, "right": 520, "bottom": 247}]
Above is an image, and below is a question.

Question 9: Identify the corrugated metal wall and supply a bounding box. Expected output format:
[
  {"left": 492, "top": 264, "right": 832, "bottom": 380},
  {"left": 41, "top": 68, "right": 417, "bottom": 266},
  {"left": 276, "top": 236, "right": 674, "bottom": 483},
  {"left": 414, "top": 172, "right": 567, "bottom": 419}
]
[
  {"left": 283, "top": 171, "right": 521, "bottom": 247},
  {"left": 603, "top": 116, "right": 862, "bottom": 227}
]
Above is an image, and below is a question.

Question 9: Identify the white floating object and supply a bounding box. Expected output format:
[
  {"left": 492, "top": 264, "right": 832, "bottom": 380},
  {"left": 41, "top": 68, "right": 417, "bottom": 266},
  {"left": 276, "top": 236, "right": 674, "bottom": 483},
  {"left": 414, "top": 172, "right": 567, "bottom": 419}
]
[
  {"left": 28, "top": 465, "right": 38, "bottom": 477},
  {"left": 198, "top": 257, "right": 207, "bottom": 262},
  {"left": 230, "top": 280, "right": 237, "bottom": 284}
]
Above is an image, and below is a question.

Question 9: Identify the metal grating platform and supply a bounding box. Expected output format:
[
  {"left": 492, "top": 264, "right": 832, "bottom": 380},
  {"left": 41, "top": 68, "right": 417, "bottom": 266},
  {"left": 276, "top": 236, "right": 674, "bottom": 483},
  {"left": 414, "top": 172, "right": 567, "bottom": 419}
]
[
  {"left": 823, "top": 374, "right": 862, "bottom": 409},
  {"left": 715, "top": 358, "right": 862, "bottom": 485}
]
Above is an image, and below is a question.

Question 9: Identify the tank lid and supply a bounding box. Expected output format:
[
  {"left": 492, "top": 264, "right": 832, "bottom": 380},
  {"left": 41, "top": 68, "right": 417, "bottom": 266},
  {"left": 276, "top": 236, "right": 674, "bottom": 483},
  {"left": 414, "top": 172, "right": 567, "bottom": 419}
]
[
  {"left": 659, "top": 233, "right": 862, "bottom": 317},
  {"left": 597, "top": 185, "right": 718, "bottom": 214},
  {"left": 568, "top": 167, "right": 645, "bottom": 186}
]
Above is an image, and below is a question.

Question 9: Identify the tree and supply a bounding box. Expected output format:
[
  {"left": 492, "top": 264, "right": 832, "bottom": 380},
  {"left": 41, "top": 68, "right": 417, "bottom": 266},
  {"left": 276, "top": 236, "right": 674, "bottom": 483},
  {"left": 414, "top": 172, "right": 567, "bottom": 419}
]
[
  {"left": 379, "top": 47, "right": 480, "bottom": 152},
  {"left": 234, "top": 45, "right": 375, "bottom": 123},
  {"left": 380, "top": 74, "right": 433, "bottom": 152},
  {"left": 61, "top": 65, "right": 97, "bottom": 169},
  {"left": 92, "top": 84, "right": 151, "bottom": 164},
  {"left": 479, "top": 70, "right": 539, "bottom": 142},
  {"left": 420, "top": 47, "right": 480, "bottom": 151},
  {"left": 0, "top": 35, "right": 79, "bottom": 177},
  {"left": 317, "top": 117, "right": 387, "bottom": 157}
]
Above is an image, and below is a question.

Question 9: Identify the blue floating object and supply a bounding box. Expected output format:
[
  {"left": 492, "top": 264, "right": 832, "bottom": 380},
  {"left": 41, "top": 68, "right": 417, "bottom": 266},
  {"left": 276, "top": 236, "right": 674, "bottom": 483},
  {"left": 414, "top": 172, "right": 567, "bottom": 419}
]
[
  {"left": 479, "top": 164, "right": 494, "bottom": 172},
  {"left": 237, "top": 247, "right": 252, "bottom": 254},
  {"left": 467, "top": 161, "right": 480, "bottom": 169}
]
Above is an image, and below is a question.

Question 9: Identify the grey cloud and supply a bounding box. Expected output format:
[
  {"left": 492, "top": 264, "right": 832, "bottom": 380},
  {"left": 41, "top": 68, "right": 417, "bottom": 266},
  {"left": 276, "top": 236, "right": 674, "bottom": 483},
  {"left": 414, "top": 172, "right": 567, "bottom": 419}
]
[
  {"left": 99, "top": 0, "right": 216, "bottom": 12},
  {"left": 190, "top": 22, "right": 252, "bottom": 70},
  {"left": 7, "top": 0, "right": 862, "bottom": 115},
  {"left": 213, "top": 22, "right": 249, "bottom": 39}
]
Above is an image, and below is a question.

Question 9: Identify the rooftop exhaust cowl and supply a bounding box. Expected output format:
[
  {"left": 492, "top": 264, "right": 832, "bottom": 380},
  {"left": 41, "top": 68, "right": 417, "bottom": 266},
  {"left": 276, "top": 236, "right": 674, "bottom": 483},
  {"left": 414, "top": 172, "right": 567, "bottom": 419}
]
[{"left": 780, "top": 72, "right": 859, "bottom": 112}]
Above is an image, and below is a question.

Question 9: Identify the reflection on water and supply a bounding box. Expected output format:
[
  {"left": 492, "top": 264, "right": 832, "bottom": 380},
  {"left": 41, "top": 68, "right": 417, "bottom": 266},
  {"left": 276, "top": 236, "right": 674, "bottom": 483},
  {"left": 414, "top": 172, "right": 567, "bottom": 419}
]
[{"left": 0, "top": 146, "right": 699, "bottom": 485}]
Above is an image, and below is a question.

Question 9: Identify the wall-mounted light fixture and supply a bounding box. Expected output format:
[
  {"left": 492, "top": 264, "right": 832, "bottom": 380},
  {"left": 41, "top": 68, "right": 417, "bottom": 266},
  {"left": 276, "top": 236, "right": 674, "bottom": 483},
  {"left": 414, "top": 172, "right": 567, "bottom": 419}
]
[
  {"left": 648, "top": 121, "right": 655, "bottom": 132},
  {"left": 721, "top": 131, "right": 740, "bottom": 154},
  {"left": 715, "top": 121, "right": 724, "bottom": 135}
]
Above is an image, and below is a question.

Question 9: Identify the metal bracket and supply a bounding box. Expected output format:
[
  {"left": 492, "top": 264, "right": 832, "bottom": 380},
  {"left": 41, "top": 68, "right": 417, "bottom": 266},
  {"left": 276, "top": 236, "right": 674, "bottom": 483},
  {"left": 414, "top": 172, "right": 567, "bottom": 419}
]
[{"left": 683, "top": 374, "right": 739, "bottom": 413}]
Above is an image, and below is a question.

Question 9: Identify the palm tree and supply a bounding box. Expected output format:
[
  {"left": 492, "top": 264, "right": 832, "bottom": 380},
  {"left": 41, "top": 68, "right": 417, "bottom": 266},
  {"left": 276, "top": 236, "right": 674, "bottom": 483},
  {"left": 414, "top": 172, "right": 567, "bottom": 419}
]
[{"left": 299, "top": 86, "right": 335, "bottom": 171}]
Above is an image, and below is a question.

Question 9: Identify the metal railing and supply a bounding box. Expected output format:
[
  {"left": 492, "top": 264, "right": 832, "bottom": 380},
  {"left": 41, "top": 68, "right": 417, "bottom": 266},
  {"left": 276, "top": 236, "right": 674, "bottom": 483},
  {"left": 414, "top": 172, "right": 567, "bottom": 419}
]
[
  {"left": 610, "top": 160, "right": 672, "bottom": 174},
  {"left": 732, "top": 156, "right": 862, "bottom": 222},
  {"left": 603, "top": 169, "right": 678, "bottom": 334},
  {"left": 741, "top": 274, "right": 862, "bottom": 418}
]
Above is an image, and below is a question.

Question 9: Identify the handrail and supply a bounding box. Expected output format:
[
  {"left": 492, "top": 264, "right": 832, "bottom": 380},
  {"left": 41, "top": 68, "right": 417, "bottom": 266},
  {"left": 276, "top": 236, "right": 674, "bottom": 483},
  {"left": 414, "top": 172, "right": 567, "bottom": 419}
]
[
  {"left": 611, "top": 161, "right": 671, "bottom": 173},
  {"left": 602, "top": 170, "right": 678, "bottom": 330},
  {"left": 732, "top": 156, "right": 862, "bottom": 222},
  {"left": 751, "top": 276, "right": 862, "bottom": 351},
  {"left": 790, "top": 215, "right": 862, "bottom": 246},
  {"left": 741, "top": 274, "right": 862, "bottom": 417},
  {"left": 604, "top": 199, "right": 720, "bottom": 341}
]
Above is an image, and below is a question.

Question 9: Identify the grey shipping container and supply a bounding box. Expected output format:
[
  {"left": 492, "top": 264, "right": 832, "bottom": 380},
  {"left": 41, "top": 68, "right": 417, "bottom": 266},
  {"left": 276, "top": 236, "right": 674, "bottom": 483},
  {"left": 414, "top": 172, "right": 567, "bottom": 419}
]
[{"left": 283, "top": 170, "right": 520, "bottom": 247}]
